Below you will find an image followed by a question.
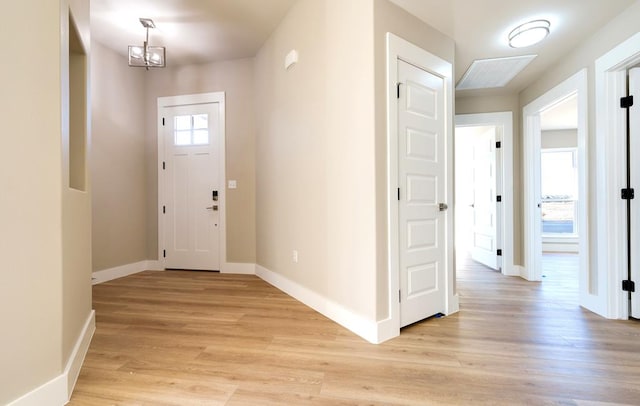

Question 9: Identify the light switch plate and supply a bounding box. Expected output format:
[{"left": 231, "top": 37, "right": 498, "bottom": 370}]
[{"left": 228, "top": 180, "right": 237, "bottom": 189}]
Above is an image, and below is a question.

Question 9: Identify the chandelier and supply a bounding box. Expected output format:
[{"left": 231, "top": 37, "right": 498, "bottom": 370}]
[{"left": 128, "top": 18, "right": 166, "bottom": 69}]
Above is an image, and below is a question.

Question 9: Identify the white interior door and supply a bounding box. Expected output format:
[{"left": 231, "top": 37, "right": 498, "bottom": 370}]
[
  {"left": 630, "top": 67, "right": 640, "bottom": 318},
  {"left": 471, "top": 127, "right": 499, "bottom": 270},
  {"left": 398, "top": 59, "right": 446, "bottom": 327},
  {"left": 163, "top": 103, "right": 220, "bottom": 271}
]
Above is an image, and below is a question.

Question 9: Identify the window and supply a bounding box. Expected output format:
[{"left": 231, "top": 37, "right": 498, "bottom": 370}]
[
  {"left": 541, "top": 148, "right": 577, "bottom": 235},
  {"left": 174, "top": 114, "right": 209, "bottom": 145}
]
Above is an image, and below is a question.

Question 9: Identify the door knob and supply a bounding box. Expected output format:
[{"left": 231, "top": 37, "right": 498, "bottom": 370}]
[{"left": 439, "top": 203, "right": 448, "bottom": 212}]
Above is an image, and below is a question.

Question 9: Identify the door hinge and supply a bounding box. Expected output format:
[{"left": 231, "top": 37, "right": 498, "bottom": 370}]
[
  {"left": 397, "top": 188, "right": 400, "bottom": 201},
  {"left": 497, "top": 195, "right": 502, "bottom": 202},
  {"left": 620, "top": 95, "right": 634, "bottom": 108},
  {"left": 397, "top": 82, "right": 402, "bottom": 99},
  {"left": 162, "top": 117, "right": 166, "bottom": 126},
  {"left": 163, "top": 249, "right": 166, "bottom": 258},
  {"left": 622, "top": 280, "right": 636, "bottom": 292},
  {"left": 621, "top": 188, "right": 635, "bottom": 200},
  {"left": 497, "top": 249, "right": 502, "bottom": 256},
  {"left": 496, "top": 141, "right": 502, "bottom": 149},
  {"left": 162, "top": 205, "right": 166, "bottom": 214},
  {"left": 162, "top": 161, "right": 166, "bottom": 170}
]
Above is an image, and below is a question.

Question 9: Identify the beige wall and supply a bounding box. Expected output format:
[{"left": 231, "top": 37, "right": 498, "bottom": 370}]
[
  {"left": 373, "top": 0, "right": 455, "bottom": 318},
  {"left": 519, "top": 1, "right": 640, "bottom": 274},
  {"left": 0, "top": 3, "right": 63, "bottom": 403},
  {"left": 91, "top": 41, "right": 148, "bottom": 271},
  {"left": 0, "top": 0, "right": 92, "bottom": 403},
  {"left": 63, "top": 0, "right": 93, "bottom": 367},
  {"left": 455, "top": 94, "right": 523, "bottom": 264},
  {"left": 144, "top": 58, "right": 257, "bottom": 263},
  {"left": 255, "top": 0, "right": 378, "bottom": 319},
  {"left": 91, "top": 52, "right": 257, "bottom": 268},
  {"left": 542, "top": 129, "right": 578, "bottom": 149}
]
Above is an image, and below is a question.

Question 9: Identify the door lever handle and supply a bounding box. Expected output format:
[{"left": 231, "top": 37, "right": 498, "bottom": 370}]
[
  {"left": 439, "top": 203, "right": 448, "bottom": 212},
  {"left": 206, "top": 205, "right": 218, "bottom": 211}
]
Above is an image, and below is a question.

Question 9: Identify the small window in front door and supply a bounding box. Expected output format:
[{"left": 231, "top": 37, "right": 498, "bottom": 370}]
[{"left": 174, "top": 114, "right": 209, "bottom": 146}]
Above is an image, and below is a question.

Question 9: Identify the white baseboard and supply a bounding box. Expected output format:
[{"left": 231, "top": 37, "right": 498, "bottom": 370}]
[
  {"left": 92, "top": 260, "right": 163, "bottom": 285},
  {"left": 255, "top": 265, "right": 380, "bottom": 344},
  {"left": 6, "top": 375, "right": 66, "bottom": 406},
  {"left": 502, "top": 263, "right": 521, "bottom": 277},
  {"left": 8, "top": 311, "right": 95, "bottom": 406},
  {"left": 514, "top": 265, "right": 527, "bottom": 279},
  {"left": 375, "top": 317, "right": 398, "bottom": 343},
  {"left": 221, "top": 262, "right": 256, "bottom": 274},
  {"left": 447, "top": 293, "right": 460, "bottom": 315},
  {"left": 65, "top": 310, "right": 95, "bottom": 401},
  {"left": 145, "top": 260, "right": 163, "bottom": 270}
]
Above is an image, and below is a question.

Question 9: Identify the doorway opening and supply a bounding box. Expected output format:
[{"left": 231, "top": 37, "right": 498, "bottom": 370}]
[
  {"left": 455, "top": 112, "right": 515, "bottom": 276},
  {"left": 539, "top": 94, "right": 579, "bottom": 302},
  {"left": 523, "top": 69, "right": 588, "bottom": 310}
]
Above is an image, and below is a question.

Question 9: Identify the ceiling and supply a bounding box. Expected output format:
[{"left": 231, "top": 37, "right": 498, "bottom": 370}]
[
  {"left": 389, "top": 0, "right": 636, "bottom": 96},
  {"left": 91, "top": 0, "right": 637, "bottom": 96},
  {"left": 91, "top": 0, "right": 297, "bottom": 65}
]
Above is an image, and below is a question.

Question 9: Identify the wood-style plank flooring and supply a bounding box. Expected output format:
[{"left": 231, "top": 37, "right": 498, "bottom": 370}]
[{"left": 70, "top": 256, "right": 640, "bottom": 405}]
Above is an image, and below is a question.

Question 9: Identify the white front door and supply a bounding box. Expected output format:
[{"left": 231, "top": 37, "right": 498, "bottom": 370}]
[
  {"left": 630, "top": 67, "right": 640, "bottom": 318},
  {"left": 398, "top": 59, "right": 446, "bottom": 327},
  {"left": 471, "top": 127, "right": 500, "bottom": 270},
  {"left": 162, "top": 103, "right": 221, "bottom": 270}
]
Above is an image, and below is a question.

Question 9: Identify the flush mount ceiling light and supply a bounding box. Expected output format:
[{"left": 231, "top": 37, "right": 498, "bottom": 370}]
[
  {"left": 508, "top": 19, "right": 550, "bottom": 48},
  {"left": 128, "top": 18, "right": 165, "bottom": 69}
]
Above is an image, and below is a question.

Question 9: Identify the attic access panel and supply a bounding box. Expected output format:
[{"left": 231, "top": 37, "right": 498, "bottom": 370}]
[{"left": 456, "top": 55, "right": 537, "bottom": 90}]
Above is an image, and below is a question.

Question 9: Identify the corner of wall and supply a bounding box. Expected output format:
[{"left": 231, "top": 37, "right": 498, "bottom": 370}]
[{"left": 7, "top": 311, "right": 95, "bottom": 406}]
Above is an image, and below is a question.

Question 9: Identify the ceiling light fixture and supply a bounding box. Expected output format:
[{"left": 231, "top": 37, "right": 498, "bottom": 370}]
[
  {"left": 128, "top": 18, "right": 165, "bottom": 69},
  {"left": 508, "top": 19, "right": 550, "bottom": 48}
]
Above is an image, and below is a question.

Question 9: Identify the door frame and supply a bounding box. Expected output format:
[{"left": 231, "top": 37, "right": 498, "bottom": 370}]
[
  {"left": 594, "top": 32, "right": 640, "bottom": 319},
  {"left": 523, "top": 69, "right": 590, "bottom": 305},
  {"left": 157, "top": 92, "right": 226, "bottom": 271},
  {"left": 455, "top": 112, "right": 515, "bottom": 276},
  {"left": 382, "top": 33, "right": 457, "bottom": 342}
]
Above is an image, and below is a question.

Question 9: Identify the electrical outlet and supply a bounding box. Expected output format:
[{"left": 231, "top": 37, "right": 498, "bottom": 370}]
[{"left": 292, "top": 250, "right": 298, "bottom": 263}]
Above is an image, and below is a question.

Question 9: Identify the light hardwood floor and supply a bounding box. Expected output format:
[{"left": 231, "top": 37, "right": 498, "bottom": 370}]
[{"left": 70, "top": 257, "right": 640, "bottom": 405}]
